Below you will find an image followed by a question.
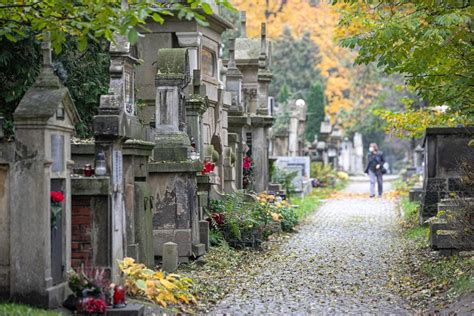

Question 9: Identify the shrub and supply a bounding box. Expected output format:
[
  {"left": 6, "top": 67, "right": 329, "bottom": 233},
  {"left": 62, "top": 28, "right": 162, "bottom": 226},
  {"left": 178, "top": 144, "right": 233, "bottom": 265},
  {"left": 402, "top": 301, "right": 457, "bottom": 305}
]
[
  {"left": 207, "top": 192, "right": 273, "bottom": 248},
  {"left": 257, "top": 193, "right": 297, "bottom": 232},
  {"left": 271, "top": 167, "right": 298, "bottom": 198},
  {"left": 310, "top": 162, "right": 336, "bottom": 187}
]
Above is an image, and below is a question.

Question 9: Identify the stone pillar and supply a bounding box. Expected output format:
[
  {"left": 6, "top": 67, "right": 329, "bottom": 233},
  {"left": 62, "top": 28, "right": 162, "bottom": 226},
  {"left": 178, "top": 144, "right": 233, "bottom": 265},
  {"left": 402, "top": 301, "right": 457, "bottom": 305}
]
[
  {"left": 257, "top": 23, "right": 272, "bottom": 115},
  {"left": 252, "top": 121, "right": 271, "bottom": 193},
  {"left": 353, "top": 132, "right": 364, "bottom": 174},
  {"left": 93, "top": 33, "right": 145, "bottom": 280},
  {"left": 224, "top": 133, "right": 239, "bottom": 192},
  {"left": 122, "top": 140, "right": 155, "bottom": 267},
  {"left": 10, "top": 34, "right": 80, "bottom": 307},
  {"left": 226, "top": 36, "right": 247, "bottom": 190},
  {"left": 414, "top": 144, "right": 423, "bottom": 172},
  {"left": 149, "top": 48, "right": 203, "bottom": 262},
  {"left": 185, "top": 70, "right": 209, "bottom": 159},
  {"left": 288, "top": 114, "right": 299, "bottom": 157},
  {"left": 226, "top": 39, "right": 243, "bottom": 110},
  {"left": 340, "top": 137, "right": 353, "bottom": 173}
]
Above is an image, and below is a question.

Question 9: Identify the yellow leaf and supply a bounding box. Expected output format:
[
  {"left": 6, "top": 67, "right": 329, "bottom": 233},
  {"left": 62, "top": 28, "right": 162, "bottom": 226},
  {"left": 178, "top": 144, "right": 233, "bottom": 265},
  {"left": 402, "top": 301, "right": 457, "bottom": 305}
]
[{"left": 160, "top": 278, "right": 178, "bottom": 290}]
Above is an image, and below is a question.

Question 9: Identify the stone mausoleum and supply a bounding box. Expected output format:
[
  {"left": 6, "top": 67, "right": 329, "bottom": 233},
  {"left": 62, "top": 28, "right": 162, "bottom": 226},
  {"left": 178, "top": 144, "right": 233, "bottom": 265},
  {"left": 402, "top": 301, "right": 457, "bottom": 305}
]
[{"left": 0, "top": 6, "right": 275, "bottom": 309}]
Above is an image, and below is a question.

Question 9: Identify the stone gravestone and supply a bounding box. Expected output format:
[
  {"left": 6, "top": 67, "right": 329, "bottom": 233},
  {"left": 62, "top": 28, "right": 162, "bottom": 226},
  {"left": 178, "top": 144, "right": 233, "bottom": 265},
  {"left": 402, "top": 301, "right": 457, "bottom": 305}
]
[
  {"left": 275, "top": 156, "right": 311, "bottom": 197},
  {"left": 9, "top": 33, "right": 80, "bottom": 308}
]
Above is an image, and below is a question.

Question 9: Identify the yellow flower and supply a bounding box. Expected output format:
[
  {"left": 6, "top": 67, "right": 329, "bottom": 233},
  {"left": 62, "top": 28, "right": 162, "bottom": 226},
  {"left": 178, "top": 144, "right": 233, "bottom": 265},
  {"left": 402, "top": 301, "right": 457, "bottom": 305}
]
[{"left": 270, "top": 212, "right": 280, "bottom": 222}]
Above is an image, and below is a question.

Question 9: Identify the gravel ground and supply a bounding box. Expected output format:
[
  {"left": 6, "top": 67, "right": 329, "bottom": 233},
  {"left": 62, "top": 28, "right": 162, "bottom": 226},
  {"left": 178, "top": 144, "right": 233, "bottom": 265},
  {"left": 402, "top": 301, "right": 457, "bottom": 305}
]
[{"left": 212, "top": 179, "right": 414, "bottom": 314}]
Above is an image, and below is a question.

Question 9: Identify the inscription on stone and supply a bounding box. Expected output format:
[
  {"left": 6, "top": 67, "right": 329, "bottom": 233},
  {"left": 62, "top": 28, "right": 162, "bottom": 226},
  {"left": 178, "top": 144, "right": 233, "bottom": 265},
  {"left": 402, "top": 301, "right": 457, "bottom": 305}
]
[
  {"left": 51, "top": 134, "right": 64, "bottom": 173},
  {"left": 112, "top": 150, "right": 123, "bottom": 188}
]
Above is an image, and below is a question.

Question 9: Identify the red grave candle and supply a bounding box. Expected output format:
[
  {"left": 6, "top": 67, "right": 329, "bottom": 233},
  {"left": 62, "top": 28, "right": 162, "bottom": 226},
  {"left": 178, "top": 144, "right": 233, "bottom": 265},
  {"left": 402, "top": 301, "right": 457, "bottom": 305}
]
[{"left": 113, "top": 285, "right": 126, "bottom": 308}]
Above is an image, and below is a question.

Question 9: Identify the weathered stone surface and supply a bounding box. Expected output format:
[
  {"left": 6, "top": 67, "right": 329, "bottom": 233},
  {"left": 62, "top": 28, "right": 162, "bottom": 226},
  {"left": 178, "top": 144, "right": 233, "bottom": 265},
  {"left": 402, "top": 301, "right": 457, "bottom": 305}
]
[
  {"left": 0, "top": 165, "right": 9, "bottom": 297},
  {"left": 162, "top": 242, "right": 178, "bottom": 272},
  {"left": 153, "top": 230, "right": 174, "bottom": 256},
  {"left": 192, "top": 243, "right": 206, "bottom": 257},
  {"left": 71, "top": 177, "right": 110, "bottom": 195},
  {"left": 174, "top": 230, "right": 192, "bottom": 257},
  {"left": 199, "top": 220, "right": 210, "bottom": 251}
]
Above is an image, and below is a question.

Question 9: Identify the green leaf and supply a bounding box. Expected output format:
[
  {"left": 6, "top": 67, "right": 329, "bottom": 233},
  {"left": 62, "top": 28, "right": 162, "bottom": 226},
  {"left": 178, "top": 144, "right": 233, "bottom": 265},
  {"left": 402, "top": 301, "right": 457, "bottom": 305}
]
[
  {"left": 136, "top": 279, "right": 146, "bottom": 291},
  {"left": 127, "top": 28, "right": 139, "bottom": 44},
  {"left": 201, "top": 3, "right": 213, "bottom": 15},
  {"left": 77, "top": 37, "right": 88, "bottom": 51},
  {"left": 152, "top": 13, "right": 164, "bottom": 24}
]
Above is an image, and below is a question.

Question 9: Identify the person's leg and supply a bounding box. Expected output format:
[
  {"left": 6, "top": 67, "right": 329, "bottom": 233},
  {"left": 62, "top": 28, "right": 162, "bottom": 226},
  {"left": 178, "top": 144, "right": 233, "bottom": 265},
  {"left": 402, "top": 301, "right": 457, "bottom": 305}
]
[
  {"left": 369, "top": 170, "right": 375, "bottom": 197},
  {"left": 377, "top": 173, "right": 383, "bottom": 197}
]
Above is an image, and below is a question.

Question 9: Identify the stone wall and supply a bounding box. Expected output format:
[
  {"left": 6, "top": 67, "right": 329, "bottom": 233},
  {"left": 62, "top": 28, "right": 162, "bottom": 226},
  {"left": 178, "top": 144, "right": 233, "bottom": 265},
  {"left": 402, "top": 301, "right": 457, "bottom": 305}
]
[{"left": 0, "top": 163, "right": 10, "bottom": 297}]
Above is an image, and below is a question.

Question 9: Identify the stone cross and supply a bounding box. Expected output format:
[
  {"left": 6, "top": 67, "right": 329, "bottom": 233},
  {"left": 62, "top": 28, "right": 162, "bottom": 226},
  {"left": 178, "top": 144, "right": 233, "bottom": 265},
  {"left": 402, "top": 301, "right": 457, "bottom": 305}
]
[
  {"left": 259, "top": 23, "right": 267, "bottom": 70},
  {"left": 240, "top": 11, "right": 247, "bottom": 38},
  {"left": 41, "top": 32, "right": 52, "bottom": 67},
  {"left": 228, "top": 38, "right": 237, "bottom": 69}
]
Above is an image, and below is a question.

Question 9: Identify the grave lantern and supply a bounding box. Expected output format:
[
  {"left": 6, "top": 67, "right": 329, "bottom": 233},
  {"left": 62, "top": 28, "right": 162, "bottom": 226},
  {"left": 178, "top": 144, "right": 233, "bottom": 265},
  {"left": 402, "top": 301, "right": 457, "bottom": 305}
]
[{"left": 11, "top": 33, "right": 80, "bottom": 308}]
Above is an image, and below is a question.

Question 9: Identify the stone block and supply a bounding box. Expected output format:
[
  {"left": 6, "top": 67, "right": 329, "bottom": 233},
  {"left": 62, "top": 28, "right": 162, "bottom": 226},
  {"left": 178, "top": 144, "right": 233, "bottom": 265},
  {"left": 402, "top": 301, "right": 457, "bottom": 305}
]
[
  {"left": 106, "top": 304, "right": 145, "bottom": 316},
  {"left": 192, "top": 243, "right": 206, "bottom": 257},
  {"left": 162, "top": 242, "right": 178, "bottom": 273},
  {"left": 199, "top": 220, "right": 209, "bottom": 251},
  {"left": 153, "top": 230, "right": 174, "bottom": 256},
  {"left": 174, "top": 230, "right": 192, "bottom": 257}
]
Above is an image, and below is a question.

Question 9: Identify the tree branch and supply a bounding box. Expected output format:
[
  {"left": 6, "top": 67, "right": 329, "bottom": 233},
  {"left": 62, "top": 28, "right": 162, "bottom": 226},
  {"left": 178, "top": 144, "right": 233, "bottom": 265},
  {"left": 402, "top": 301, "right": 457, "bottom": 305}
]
[{"left": 0, "top": 1, "right": 42, "bottom": 9}]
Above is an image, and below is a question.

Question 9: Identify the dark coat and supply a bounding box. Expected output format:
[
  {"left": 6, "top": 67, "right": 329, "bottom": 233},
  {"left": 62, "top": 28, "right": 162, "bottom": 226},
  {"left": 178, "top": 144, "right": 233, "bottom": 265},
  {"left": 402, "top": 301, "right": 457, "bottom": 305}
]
[{"left": 365, "top": 151, "right": 385, "bottom": 174}]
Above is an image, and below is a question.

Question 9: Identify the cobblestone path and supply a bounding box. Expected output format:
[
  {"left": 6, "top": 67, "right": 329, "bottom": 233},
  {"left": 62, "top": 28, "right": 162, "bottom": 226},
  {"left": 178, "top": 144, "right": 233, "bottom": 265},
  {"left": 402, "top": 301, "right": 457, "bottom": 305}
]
[{"left": 213, "top": 178, "right": 413, "bottom": 314}]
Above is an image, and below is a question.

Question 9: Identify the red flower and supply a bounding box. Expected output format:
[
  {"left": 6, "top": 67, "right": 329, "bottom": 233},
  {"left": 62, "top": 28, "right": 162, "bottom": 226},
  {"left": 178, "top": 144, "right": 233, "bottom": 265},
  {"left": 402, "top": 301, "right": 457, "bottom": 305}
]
[
  {"left": 77, "top": 297, "right": 107, "bottom": 313},
  {"left": 50, "top": 191, "right": 64, "bottom": 203},
  {"left": 243, "top": 156, "right": 252, "bottom": 170},
  {"left": 201, "top": 161, "right": 215, "bottom": 175}
]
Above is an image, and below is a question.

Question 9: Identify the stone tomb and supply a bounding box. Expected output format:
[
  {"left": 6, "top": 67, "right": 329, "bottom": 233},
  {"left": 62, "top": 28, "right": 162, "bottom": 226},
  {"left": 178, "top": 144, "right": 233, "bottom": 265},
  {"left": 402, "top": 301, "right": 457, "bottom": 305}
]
[
  {"left": 420, "top": 127, "right": 474, "bottom": 223},
  {"left": 149, "top": 48, "right": 204, "bottom": 262},
  {"left": 0, "top": 36, "right": 80, "bottom": 307}
]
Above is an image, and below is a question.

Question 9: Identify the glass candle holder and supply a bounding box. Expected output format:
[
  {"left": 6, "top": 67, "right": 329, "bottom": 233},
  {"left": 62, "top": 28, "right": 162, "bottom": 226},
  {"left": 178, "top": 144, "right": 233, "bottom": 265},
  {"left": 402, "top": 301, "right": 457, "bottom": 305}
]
[
  {"left": 113, "top": 285, "right": 126, "bottom": 308},
  {"left": 83, "top": 164, "right": 93, "bottom": 177},
  {"left": 95, "top": 152, "right": 107, "bottom": 176}
]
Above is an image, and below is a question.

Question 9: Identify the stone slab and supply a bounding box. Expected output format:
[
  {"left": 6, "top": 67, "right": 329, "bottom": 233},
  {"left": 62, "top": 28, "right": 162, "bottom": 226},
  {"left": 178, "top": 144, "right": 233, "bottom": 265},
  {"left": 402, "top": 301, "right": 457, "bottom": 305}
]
[
  {"left": 106, "top": 304, "right": 145, "bottom": 316},
  {"left": 71, "top": 177, "right": 110, "bottom": 195}
]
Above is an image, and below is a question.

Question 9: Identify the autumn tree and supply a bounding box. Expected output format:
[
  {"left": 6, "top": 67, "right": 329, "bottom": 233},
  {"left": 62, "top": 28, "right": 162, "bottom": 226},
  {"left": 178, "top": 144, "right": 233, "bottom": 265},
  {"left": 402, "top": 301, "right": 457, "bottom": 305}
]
[
  {"left": 270, "top": 27, "right": 323, "bottom": 99},
  {"left": 305, "top": 81, "right": 325, "bottom": 142},
  {"left": 335, "top": 0, "right": 474, "bottom": 137}
]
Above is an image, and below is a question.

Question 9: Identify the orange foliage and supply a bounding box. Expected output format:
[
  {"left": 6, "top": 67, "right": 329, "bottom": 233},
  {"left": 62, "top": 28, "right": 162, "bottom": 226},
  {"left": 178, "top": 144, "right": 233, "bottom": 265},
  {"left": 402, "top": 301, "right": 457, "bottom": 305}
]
[{"left": 231, "top": 0, "right": 355, "bottom": 121}]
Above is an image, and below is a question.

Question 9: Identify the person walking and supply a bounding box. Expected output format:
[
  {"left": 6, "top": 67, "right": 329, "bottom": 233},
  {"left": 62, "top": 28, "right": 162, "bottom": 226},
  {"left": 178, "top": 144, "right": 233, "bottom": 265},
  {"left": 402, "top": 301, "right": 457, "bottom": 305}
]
[{"left": 364, "top": 143, "right": 385, "bottom": 198}]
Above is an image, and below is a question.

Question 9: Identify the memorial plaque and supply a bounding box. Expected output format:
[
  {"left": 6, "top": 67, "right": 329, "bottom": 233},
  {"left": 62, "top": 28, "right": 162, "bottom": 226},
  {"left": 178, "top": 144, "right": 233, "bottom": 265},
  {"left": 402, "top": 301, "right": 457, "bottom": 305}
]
[
  {"left": 112, "top": 150, "right": 123, "bottom": 187},
  {"left": 201, "top": 48, "right": 216, "bottom": 77},
  {"left": 51, "top": 134, "right": 64, "bottom": 173},
  {"left": 124, "top": 69, "right": 134, "bottom": 116}
]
